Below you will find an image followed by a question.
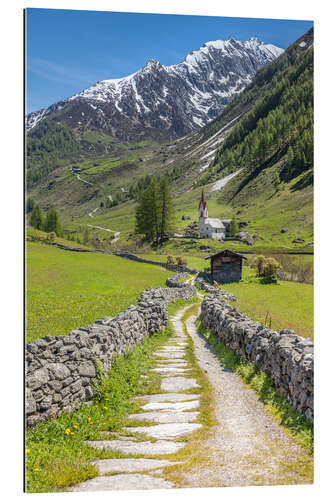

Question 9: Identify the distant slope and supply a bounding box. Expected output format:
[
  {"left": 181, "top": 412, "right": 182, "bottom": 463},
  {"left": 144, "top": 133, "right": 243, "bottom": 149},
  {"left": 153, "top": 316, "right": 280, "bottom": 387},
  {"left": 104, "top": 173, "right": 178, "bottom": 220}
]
[{"left": 199, "top": 28, "right": 313, "bottom": 195}]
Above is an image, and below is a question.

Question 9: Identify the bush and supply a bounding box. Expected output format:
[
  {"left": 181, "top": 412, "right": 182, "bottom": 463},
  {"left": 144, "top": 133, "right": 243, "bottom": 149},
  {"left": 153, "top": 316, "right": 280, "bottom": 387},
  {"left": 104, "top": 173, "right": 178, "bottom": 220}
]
[
  {"left": 166, "top": 255, "right": 175, "bottom": 265},
  {"left": 255, "top": 255, "right": 267, "bottom": 276},
  {"left": 263, "top": 257, "right": 281, "bottom": 277},
  {"left": 255, "top": 255, "right": 280, "bottom": 278},
  {"left": 176, "top": 256, "right": 187, "bottom": 266},
  {"left": 46, "top": 232, "right": 56, "bottom": 242}
]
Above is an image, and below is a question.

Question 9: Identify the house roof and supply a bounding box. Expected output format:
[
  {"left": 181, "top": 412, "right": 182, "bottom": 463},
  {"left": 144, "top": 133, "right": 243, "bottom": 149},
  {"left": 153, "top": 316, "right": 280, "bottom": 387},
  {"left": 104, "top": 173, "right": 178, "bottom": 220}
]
[
  {"left": 205, "top": 218, "right": 225, "bottom": 229},
  {"left": 204, "top": 249, "right": 248, "bottom": 260}
]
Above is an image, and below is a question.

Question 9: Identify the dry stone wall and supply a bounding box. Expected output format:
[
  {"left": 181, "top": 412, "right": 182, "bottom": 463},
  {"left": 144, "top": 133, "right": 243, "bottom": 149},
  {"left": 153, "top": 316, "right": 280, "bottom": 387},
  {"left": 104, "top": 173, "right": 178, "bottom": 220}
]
[
  {"left": 200, "top": 293, "right": 314, "bottom": 421},
  {"left": 26, "top": 276, "right": 196, "bottom": 427},
  {"left": 195, "top": 275, "right": 237, "bottom": 301},
  {"left": 113, "top": 251, "right": 198, "bottom": 274},
  {"left": 166, "top": 273, "right": 189, "bottom": 288}
]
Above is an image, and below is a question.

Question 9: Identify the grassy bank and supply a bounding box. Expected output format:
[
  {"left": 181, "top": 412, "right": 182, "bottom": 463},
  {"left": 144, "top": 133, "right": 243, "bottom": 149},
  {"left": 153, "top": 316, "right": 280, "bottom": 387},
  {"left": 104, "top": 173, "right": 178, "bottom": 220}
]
[
  {"left": 222, "top": 269, "right": 313, "bottom": 339},
  {"left": 26, "top": 241, "right": 173, "bottom": 342}
]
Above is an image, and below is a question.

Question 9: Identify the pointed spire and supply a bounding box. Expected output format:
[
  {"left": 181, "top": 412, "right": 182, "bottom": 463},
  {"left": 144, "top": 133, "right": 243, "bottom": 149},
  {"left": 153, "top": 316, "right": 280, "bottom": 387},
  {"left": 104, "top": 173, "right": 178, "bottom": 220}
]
[{"left": 198, "top": 189, "right": 208, "bottom": 218}]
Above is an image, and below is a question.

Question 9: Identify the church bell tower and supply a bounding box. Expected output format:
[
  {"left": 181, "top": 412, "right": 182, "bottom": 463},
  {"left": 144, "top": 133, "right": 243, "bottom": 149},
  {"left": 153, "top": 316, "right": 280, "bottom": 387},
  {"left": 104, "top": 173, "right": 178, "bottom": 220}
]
[{"left": 198, "top": 190, "right": 208, "bottom": 236}]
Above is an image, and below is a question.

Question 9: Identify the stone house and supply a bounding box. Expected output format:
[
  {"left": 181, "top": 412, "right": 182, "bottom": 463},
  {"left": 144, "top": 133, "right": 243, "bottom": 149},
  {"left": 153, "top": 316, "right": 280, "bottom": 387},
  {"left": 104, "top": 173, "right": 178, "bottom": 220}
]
[{"left": 205, "top": 249, "right": 247, "bottom": 283}]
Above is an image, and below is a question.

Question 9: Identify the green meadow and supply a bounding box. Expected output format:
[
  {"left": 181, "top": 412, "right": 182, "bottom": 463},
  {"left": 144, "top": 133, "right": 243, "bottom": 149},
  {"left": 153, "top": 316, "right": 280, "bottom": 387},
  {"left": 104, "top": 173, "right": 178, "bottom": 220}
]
[
  {"left": 223, "top": 267, "right": 313, "bottom": 339},
  {"left": 26, "top": 242, "right": 173, "bottom": 343}
]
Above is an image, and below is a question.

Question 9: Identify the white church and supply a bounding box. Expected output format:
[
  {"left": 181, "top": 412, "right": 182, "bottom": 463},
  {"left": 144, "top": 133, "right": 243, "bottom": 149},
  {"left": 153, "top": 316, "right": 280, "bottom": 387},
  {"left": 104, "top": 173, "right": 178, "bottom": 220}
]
[{"left": 198, "top": 190, "right": 229, "bottom": 240}]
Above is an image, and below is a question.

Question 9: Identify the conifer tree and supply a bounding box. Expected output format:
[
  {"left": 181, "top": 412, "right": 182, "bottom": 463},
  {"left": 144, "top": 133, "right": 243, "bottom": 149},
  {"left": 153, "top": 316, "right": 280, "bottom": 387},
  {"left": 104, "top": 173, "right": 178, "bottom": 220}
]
[
  {"left": 159, "top": 177, "right": 174, "bottom": 243},
  {"left": 26, "top": 197, "right": 35, "bottom": 213},
  {"left": 83, "top": 226, "right": 90, "bottom": 244},
  {"left": 229, "top": 214, "right": 239, "bottom": 237},
  {"left": 44, "top": 207, "right": 62, "bottom": 236},
  {"left": 135, "top": 183, "right": 157, "bottom": 242},
  {"left": 29, "top": 204, "right": 44, "bottom": 230},
  {"left": 135, "top": 178, "right": 175, "bottom": 245}
]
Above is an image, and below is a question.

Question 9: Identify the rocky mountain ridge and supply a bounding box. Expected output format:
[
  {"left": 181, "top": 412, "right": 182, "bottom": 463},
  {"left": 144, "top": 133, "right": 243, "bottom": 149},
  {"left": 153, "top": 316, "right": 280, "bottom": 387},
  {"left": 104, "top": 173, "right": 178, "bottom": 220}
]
[{"left": 26, "top": 37, "right": 283, "bottom": 142}]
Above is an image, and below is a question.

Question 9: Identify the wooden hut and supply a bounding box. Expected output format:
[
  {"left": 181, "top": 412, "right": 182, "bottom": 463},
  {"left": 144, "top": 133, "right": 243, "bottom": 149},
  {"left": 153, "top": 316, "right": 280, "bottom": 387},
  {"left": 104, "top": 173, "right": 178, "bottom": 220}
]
[{"left": 205, "top": 249, "right": 247, "bottom": 283}]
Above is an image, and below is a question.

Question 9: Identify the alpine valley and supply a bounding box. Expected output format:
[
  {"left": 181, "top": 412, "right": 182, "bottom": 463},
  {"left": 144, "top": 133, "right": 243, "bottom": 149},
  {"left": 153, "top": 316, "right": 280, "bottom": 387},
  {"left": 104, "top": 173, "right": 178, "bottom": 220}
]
[{"left": 26, "top": 28, "right": 313, "bottom": 255}]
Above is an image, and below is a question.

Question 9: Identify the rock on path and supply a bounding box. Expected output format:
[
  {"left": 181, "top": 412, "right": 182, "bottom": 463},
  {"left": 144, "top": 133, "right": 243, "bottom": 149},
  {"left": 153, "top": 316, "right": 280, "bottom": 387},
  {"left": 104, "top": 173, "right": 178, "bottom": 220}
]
[{"left": 70, "top": 474, "right": 173, "bottom": 491}]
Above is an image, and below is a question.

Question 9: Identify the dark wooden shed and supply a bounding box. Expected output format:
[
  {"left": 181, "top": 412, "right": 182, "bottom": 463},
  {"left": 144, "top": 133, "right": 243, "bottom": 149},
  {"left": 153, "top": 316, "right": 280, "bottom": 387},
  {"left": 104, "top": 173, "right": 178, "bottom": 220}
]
[{"left": 205, "top": 249, "right": 247, "bottom": 283}]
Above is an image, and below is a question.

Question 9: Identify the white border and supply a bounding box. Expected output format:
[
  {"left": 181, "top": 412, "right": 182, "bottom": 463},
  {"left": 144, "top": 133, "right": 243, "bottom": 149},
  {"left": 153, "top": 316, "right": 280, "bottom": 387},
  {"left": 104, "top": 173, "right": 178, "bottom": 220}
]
[{"left": 1, "top": 1, "right": 332, "bottom": 500}]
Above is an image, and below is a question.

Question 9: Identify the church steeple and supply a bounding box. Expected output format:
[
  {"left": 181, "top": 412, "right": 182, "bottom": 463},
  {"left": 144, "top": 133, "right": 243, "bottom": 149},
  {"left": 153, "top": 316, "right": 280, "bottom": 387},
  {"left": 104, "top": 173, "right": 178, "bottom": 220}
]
[{"left": 198, "top": 190, "right": 208, "bottom": 219}]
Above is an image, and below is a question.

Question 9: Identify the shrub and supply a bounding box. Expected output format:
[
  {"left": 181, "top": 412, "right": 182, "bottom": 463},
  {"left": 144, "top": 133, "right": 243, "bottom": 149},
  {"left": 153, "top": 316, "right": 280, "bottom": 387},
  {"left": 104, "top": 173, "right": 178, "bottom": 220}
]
[
  {"left": 166, "top": 255, "right": 175, "bottom": 265},
  {"left": 262, "top": 257, "right": 281, "bottom": 277},
  {"left": 255, "top": 255, "right": 280, "bottom": 278},
  {"left": 176, "top": 256, "right": 187, "bottom": 266},
  {"left": 46, "top": 232, "right": 56, "bottom": 242},
  {"left": 255, "top": 255, "right": 267, "bottom": 276}
]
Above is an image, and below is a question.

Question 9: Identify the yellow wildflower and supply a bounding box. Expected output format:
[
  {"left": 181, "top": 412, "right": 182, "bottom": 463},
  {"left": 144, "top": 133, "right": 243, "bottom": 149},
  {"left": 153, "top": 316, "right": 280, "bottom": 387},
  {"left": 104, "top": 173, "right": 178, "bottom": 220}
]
[
  {"left": 103, "top": 406, "right": 108, "bottom": 410},
  {"left": 34, "top": 468, "right": 40, "bottom": 472},
  {"left": 105, "top": 398, "right": 109, "bottom": 401},
  {"left": 73, "top": 425, "right": 78, "bottom": 429},
  {"left": 89, "top": 421, "right": 93, "bottom": 425},
  {"left": 65, "top": 428, "right": 71, "bottom": 435},
  {"left": 88, "top": 417, "right": 92, "bottom": 422},
  {"left": 71, "top": 432, "right": 74, "bottom": 435},
  {"left": 26, "top": 449, "right": 30, "bottom": 454}
]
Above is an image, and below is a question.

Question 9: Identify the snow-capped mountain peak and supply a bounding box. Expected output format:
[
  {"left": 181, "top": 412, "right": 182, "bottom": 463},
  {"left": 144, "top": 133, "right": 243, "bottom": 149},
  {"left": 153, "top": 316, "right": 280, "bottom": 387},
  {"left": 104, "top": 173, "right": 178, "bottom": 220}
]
[{"left": 26, "top": 36, "right": 284, "bottom": 142}]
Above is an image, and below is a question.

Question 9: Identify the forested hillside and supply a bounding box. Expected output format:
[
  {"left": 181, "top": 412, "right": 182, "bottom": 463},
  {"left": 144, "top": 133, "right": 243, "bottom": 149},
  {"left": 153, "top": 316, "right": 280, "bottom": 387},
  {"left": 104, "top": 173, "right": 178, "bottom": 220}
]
[
  {"left": 199, "top": 29, "right": 313, "bottom": 194},
  {"left": 26, "top": 120, "right": 80, "bottom": 187}
]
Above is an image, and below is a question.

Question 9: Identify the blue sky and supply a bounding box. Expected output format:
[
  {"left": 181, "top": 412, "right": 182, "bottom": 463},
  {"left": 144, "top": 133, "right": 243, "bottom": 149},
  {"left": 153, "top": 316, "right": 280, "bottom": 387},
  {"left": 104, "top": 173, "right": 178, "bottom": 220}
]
[{"left": 25, "top": 9, "right": 313, "bottom": 114}]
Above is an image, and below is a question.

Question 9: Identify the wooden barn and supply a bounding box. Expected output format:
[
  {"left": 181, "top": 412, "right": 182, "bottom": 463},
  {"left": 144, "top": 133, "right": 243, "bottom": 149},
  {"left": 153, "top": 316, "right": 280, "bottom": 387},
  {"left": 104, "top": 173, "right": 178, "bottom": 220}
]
[{"left": 205, "top": 249, "right": 247, "bottom": 283}]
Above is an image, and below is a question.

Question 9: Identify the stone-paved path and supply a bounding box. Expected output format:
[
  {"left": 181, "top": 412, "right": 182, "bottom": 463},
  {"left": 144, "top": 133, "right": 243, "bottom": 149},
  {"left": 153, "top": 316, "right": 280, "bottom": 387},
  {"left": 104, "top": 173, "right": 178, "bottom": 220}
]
[
  {"left": 70, "top": 299, "right": 312, "bottom": 491},
  {"left": 70, "top": 305, "right": 201, "bottom": 491}
]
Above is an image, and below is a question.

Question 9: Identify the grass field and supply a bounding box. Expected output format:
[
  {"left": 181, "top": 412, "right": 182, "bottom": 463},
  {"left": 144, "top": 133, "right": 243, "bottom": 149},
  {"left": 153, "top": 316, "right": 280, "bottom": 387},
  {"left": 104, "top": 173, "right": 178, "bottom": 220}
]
[
  {"left": 26, "top": 242, "right": 173, "bottom": 343},
  {"left": 26, "top": 227, "right": 94, "bottom": 250},
  {"left": 222, "top": 267, "right": 313, "bottom": 339}
]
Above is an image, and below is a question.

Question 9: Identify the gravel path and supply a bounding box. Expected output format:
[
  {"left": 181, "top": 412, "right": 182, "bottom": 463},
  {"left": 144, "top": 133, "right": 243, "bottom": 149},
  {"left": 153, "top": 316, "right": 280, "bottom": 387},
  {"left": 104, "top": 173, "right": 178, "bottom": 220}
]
[{"left": 181, "top": 310, "right": 313, "bottom": 487}]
